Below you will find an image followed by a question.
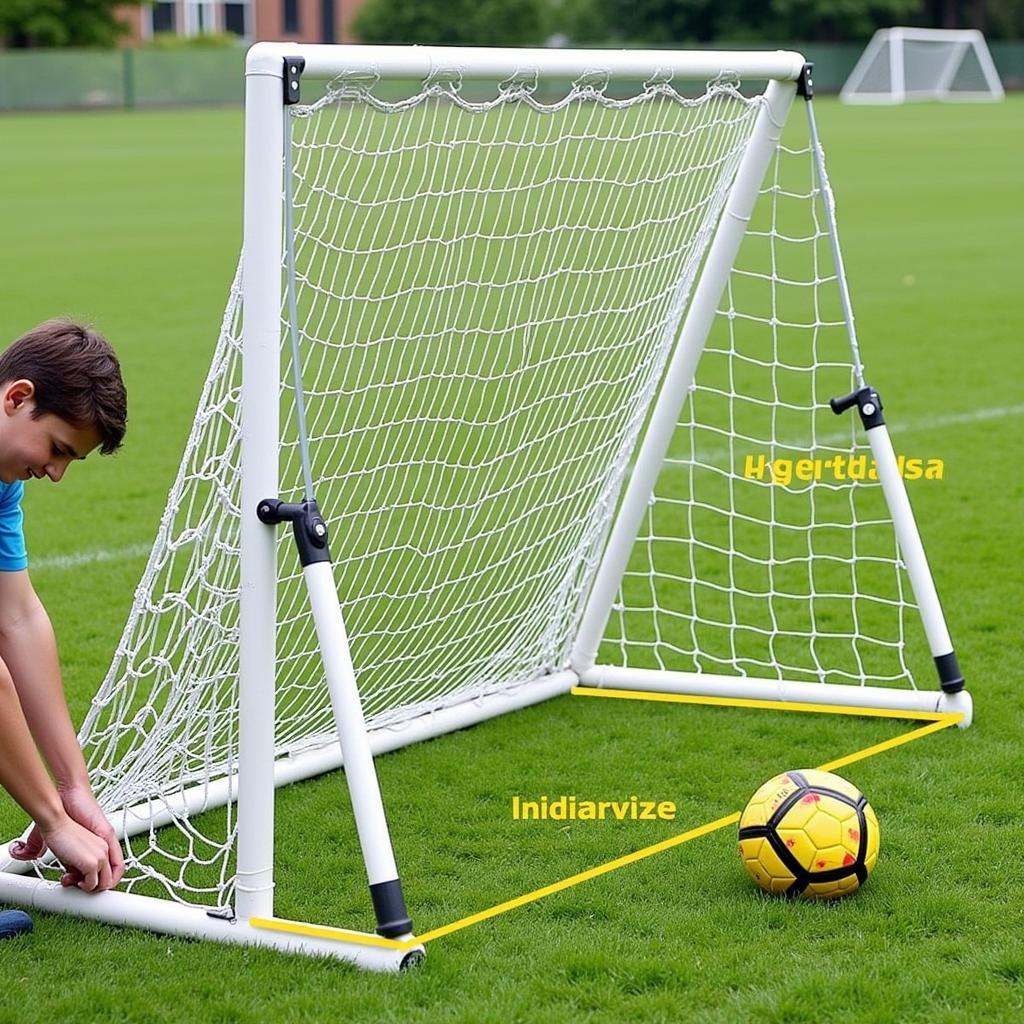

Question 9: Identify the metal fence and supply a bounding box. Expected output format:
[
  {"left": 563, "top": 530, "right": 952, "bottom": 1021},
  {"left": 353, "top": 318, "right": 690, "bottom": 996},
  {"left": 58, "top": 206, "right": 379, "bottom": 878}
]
[
  {"left": 1, "top": 42, "right": 1022, "bottom": 112},
  {"left": 0, "top": 48, "right": 244, "bottom": 110}
]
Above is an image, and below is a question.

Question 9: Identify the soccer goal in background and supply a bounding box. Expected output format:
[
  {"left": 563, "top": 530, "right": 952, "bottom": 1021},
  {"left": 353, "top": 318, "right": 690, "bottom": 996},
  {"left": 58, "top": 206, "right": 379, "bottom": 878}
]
[
  {"left": 0, "top": 43, "right": 971, "bottom": 970},
  {"left": 841, "top": 27, "right": 1005, "bottom": 104}
]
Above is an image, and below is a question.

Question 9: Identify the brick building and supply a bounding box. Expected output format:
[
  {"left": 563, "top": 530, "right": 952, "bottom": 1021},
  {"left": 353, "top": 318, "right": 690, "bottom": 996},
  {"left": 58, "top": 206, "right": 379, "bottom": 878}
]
[{"left": 119, "top": 1, "right": 368, "bottom": 45}]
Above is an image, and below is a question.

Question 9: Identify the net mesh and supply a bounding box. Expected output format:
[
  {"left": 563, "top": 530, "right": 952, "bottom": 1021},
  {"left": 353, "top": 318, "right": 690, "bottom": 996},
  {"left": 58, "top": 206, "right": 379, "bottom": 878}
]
[
  {"left": 275, "top": 79, "right": 761, "bottom": 739},
  {"left": 18, "top": 73, "right": 923, "bottom": 908},
  {"left": 603, "top": 139, "right": 922, "bottom": 685}
]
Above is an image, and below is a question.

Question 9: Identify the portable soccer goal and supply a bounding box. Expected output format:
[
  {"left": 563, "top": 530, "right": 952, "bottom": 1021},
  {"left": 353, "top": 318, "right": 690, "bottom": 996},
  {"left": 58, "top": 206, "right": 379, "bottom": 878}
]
[
  {"left": 841, "top": 27, "right": 1004, "bottom": 104},
  {"left": 0, "top": 43, "right": 970, "bottom": 971}
]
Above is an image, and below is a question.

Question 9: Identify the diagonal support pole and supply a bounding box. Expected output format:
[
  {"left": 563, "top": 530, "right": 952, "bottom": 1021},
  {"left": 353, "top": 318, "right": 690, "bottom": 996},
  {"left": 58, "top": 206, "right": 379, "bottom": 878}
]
[
  {"left": 256, "top": 499, "right": 414, "bottom": 939},
  {"left": 801, "top": 63, "right": 967, "bottom": 698}
]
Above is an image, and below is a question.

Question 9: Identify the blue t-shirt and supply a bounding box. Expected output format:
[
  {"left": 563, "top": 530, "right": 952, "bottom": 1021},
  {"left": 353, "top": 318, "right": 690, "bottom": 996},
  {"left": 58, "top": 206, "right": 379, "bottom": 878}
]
[{"left": 0, "top": 480, "right": 27, "bottom": 572}]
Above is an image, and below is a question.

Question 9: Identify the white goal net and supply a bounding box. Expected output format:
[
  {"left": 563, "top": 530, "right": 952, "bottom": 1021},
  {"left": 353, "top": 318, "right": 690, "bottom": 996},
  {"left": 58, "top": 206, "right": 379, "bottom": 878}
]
[{"left": 7, "top": 60, "right": 943, "bottom": 915}]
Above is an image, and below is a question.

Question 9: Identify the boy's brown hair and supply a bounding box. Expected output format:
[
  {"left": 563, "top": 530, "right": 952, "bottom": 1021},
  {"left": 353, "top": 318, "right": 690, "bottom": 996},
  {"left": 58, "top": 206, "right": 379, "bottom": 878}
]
[{"left": 0, "top": 319, "right": 127, "bottom": 455}]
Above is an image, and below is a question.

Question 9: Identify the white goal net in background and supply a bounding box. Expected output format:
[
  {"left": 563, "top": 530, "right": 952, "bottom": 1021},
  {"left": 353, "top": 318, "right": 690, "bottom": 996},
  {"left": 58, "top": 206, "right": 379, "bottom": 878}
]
[
  {"left": 0, "top": 52, "right": 961, "bottom": 941},
  {"left": 841, "top": 27, "right": 1005, "bottom": 104}
]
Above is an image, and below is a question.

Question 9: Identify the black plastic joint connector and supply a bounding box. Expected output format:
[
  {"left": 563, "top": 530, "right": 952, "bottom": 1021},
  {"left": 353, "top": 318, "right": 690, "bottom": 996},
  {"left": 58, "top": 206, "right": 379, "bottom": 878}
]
[
  {"left": 830, "top": 385, "right": 885, "bottom": 430},
  {"left": 256, "top": 497, "right": 330, "bottom": 566},
  {"left": 283, "top": 56, "right": 305, "bottom": 105},
  {"left": 797, "top": 62, "right": 814, "bottom": 100},
  {"left": 369, "top": 878, "right": 413, "bottom": 939},
  {"left": 934, "top": 651, "right": 965, "bottom": 694}
]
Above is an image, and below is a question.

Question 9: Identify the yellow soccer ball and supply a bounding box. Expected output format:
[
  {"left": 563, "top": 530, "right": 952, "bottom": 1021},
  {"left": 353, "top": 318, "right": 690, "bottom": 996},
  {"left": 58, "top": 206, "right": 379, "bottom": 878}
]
[{"left": 738, "top": 769, "right": 880, "bottom": 899}]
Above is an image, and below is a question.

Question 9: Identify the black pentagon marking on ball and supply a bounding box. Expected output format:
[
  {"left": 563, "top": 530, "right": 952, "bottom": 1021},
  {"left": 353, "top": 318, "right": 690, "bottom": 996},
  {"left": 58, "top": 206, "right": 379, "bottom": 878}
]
[
  {"left": 853, "top": 803, "right": 870, "bottom": 882},
  {"left": 758, "top": 775, "right": 871, "bottom": 888},
  {"left": 810, "top": 786, "right": 861, "bottom": 810},
  {"left": 764, "top": 826, "right": 811, "bottom": 881},
  {"left": 738, "top": 822, "right": 808, "bottom": 881},
  {"left": 802, "top": 862, "right": 863, "bottom": 883},
  {"left": 755, "top": 781, "right": 826, "bottom": 880},
  {"left": 767, "top": 784, "right": 861, "bottom": 831},
  {"left": 765, "top": 785, "right": 812, "bottom": 831},
  {"left": 785, "top": 876, "right": 810, "bottom": 897}
]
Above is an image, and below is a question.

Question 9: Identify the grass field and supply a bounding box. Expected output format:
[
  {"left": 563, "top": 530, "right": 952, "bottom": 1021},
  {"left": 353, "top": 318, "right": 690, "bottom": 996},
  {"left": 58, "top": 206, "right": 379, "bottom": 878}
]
[{"left": 0, "top": 90, "right": 1022, "bottom": 1023}]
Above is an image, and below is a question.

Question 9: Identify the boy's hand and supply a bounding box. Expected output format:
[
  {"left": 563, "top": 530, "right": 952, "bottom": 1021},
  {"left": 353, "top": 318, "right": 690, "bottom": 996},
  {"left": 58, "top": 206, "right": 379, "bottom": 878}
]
[
  {"left": 9, "top": 785, "right": 125, "bottom": 889},
  {"left": 11, "top": 814, "right": 113, "bottom": 892},
  {"left": 56, "top": 785, "right": 125, "bottom": 887}
]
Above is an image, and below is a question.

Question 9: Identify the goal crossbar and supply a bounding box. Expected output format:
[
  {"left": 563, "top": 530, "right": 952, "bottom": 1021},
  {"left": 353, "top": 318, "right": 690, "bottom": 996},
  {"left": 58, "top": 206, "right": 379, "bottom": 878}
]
[{"left": 245, "top": 42, "right": 808, "bottom": 83}]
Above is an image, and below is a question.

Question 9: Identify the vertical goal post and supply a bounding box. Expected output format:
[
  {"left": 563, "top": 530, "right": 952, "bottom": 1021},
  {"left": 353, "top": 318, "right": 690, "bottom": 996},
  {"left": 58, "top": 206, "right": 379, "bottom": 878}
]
[{"left": 0, "top": 42, "right": 971, "bottom": 971}]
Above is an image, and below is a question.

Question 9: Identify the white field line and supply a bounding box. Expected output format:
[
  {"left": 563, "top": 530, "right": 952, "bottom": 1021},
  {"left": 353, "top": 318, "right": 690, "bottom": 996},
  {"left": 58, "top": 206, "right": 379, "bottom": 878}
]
[
  {"left": 668, "top": 400, "right": 1024, "bottom": 471},
  {"left": 31, "top": 542, "right": 152, "bottom": 572},
  {"left": 728, "top": 400, "right": 1024, "bottom": 452},
  {"left": 885, "top": 402, "right": 1024, "bottom": 435},
  {"left": 28, "top": 403, "right": 1023, "bottom": 575}
]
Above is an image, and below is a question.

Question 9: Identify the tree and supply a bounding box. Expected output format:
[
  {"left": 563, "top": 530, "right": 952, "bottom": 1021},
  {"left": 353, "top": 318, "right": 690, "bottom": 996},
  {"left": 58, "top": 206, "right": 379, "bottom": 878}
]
[
  {"left": 926, "top": 0, "right": 1024, "bottom": 38},
  {"left": 354, "top": 0, "right": 546, "bottom": 47},
  {"left": 546, "top": 0, "right": 952, "bottom": 46},
  {"left": 768, "top": 0, "right": 925, "bottom": 42},
  {"left": 0, "top": 0, "right": 142, "bottom": 47}
]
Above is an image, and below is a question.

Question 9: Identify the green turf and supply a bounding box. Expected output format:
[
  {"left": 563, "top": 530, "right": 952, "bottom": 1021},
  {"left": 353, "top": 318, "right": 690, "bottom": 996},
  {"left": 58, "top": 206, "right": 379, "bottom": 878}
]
[{"left": 0, "top": 94, "right": 1022, "bottom": 1023}]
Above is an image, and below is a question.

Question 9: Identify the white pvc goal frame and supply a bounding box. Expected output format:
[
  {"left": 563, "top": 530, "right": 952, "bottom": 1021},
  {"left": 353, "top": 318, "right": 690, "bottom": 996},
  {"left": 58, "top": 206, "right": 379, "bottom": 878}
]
[
  {"left": 840, "top": 27, "right": 1005, "bottom": 104},
  {"left": 0, "top": 43, "right": 971, "bottom": 972}
]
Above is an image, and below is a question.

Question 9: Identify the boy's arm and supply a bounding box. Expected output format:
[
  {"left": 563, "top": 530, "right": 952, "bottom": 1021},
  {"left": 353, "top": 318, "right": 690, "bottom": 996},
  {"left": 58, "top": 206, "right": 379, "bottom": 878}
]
[
  {"left": 0, "top": 569, "right": 124, "bottom": 886},
  {"left": 0, "top": 654, "right": 115, "bottom": 891},
  {"left": 0, "top": 662, "right": 71, "bottom": 832}
]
